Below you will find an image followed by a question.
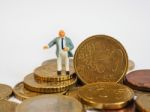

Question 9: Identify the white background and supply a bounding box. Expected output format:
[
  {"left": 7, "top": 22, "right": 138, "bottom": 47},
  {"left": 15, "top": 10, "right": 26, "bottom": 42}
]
[{"left": 0, "top": 0, "right": 150, "bottom": 88}]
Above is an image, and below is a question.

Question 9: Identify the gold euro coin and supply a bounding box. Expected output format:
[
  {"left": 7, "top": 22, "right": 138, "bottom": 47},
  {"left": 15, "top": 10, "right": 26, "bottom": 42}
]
[
  {"left": 0, "top": 84, "right": 12, "bottom": 100},
  {"left": 13, "top": 82, "right": 67, "bottom": 101},
  {"left": 78, "top": 82, "right": 134, "bottom": 109},
  {"left": 136, "top": 94, "right": 150, "bottom": 112},
  {"left": 74, "top": 35, "right": 128, "bottom": 84},
  {"left": 24, "top": 73, "right": 77, "bottom": 93},
  {"left": 0, "top": 100, "right": 18, "bottom": 112},
  {"left": 34, "top": 59, "right": 75, "bottom": 82},
  {"left": 16, "top": 95, "right": 84, "bottom": 112},
  {"left": 86, "top": 102, "right": 135, "bottom": 112},
  {"left": 128, "top": 60, "right": 135, "bottom": 71}
]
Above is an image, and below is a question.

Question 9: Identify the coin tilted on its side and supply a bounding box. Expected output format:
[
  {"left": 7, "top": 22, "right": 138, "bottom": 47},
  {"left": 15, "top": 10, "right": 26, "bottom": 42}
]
[
  {"left": 24, "top": 73, "right": 77, "bottom": 93},
  {"left": 34, "top": 59, "right": 75, "bottom": 82},
  {"left": 0, "top": 84, "right": 12, "bottom": 99},
  {"left": 78, "top": 82, "right": 134, "bottom": 109},
  {"left": 0, "top": 100, "right": 18, "bottom": 112},
  {"left": 16, "top": 95, "right": 84, "bottom": 112},
  {"left": 74, "top": 35, "right": 128, "bottom": 84},
  {"left": 124, "top": 69, "right": 150, "bottom": 91},
  {"left": 128, "top": 60, "right": 135, "bottom": 72},
  {"left": 136, "top": 94, "right": 150, "bottom": 112},
  {"left": 13, "top": 82, "right": 67, "bottom": 101}
]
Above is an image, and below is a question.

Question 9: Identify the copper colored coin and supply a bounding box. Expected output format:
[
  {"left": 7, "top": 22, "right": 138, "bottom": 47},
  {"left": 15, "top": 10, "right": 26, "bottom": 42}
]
[
  {"left": 74, "top": 35, "right": 128, "bottom": 84},
  {"left": 13, "top": 82, "right": 67, "bottom": 101},
  {"left": 0, "top": 100, "right": 18, "bottom": 112},
  {"left": 124, "top": 69, "right": 150, "bottom": 91},
  {"left": 16, "top": 95, "right": 84, "bottom": 112},
  {"left": 136, "top": 94, "right": 150, "bottom": 112},
  {"left": 35, "top": 59, "right": 75, "bottom": 82},
  {"left": 24, "top": 73, "right": 77, "bottom": 93},
  {"left": 0, "top": 84, "right": 12, "bottom": 99}
]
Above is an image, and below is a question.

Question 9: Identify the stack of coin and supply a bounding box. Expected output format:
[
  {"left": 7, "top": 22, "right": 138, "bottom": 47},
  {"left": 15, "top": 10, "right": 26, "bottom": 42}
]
[
  {"left": 12, "top": 34, "right": 149, "bottom": 112},
  {"left": 73, "top": 35, "right": 135, "bottom": 111},
  {"left": 13, "top": 59, "right": 77, "bottom": 101}
]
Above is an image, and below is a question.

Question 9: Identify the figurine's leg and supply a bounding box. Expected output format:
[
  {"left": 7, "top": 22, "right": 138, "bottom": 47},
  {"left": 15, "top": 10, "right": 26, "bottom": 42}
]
[
  {"left": 57, "top": 55, "right": 62, "bottom": 75},
  {"left": 65, "top": 53, "right": 70, "bottom": 75}
]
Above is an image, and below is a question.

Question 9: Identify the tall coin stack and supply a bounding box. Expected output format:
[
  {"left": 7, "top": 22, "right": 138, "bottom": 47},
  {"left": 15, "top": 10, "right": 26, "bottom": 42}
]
[{"left": 13, "top": 59, "right": 77, "bottom": 101}]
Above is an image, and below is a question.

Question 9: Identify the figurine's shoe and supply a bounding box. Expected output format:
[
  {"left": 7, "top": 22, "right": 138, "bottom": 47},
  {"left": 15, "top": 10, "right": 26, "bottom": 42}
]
[
  {"left": 66, "top": 71, "right": 70, "bottom": 75},
  {"left": 57, "top": 71, "right": 61, "bottom": 75}
]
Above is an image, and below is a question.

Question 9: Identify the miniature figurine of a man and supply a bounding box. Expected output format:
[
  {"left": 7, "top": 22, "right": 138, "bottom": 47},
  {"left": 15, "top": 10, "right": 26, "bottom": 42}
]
[{"left": 43, "top": 30, "right": 74, "bottom": 75}]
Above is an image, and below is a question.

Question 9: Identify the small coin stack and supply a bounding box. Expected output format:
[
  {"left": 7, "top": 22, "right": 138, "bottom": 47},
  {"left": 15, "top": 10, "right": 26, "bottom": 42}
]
[{"left": 13, "top": 59, "right": 77, "bottom": 101}]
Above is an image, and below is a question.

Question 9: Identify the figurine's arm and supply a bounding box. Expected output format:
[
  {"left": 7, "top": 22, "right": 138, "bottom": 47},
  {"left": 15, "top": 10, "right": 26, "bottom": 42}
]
[
  {"left": 48, "top": 38, "right": 56, "bottom": 48},
  {"left": 43, "top": 38, "right": 56, "bottom": 49}
]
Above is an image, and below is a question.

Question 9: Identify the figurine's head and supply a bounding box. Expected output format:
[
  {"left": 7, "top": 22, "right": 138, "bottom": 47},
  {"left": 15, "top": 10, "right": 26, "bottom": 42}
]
[{"left": 59, "top": 30, "right": 65, "bottom": 38}]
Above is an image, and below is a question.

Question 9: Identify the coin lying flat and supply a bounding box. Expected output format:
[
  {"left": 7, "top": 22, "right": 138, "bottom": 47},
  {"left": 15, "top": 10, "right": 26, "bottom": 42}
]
[
  {"left": 78, "top": 82, "right": 134, "bottom": 109},
  {"left": 74, "top": 35, "right": 128, "bottom": 84},
  {"left": 13, "top": 82, "right": 67, "bottom": 101},
  {"left": 34, "top": 59, "right": 75, "bottom": 82},
  {"left": 0, "top": 84, "right": 12, "bottom": 99},
  {"left": 124, "top": 69, "right": 150, "bottom": 91},
  {"left": 24, "top": 73, "right": 77, "bottom": 93},
  {"left": 128, "top": 60, "right": 135, "bottom": 71},
  {"left": 136, "top": 94, "right": 150, "bottom": 112},
  {"left": 86, "top": 102, "right": 136, "bottom": 112},
  {"left": 16, "top": 95, "right": 84, "bottom": 112},
  {"left": 0, "top": 100, "right": 18, "bottom": 112}
]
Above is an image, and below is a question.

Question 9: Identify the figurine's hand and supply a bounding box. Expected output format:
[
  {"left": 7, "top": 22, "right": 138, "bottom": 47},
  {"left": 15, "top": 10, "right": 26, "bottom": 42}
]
[
  {"left": 63, "top": 47, "right": 69, "bottom": 51},
  {"left": 43, "top": 45, "right": 49, "bottom": 49}
]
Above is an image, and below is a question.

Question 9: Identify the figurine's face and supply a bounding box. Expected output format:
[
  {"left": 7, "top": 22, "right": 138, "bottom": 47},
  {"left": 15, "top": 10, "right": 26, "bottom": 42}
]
[{"left": 59, "top": 30, "right": 65, "bottom": 38}]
